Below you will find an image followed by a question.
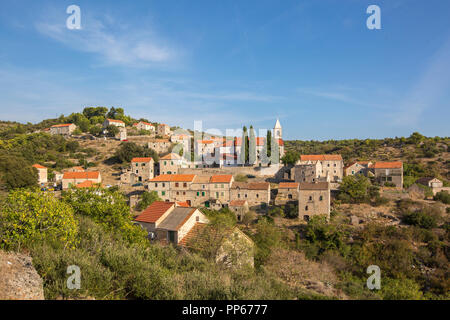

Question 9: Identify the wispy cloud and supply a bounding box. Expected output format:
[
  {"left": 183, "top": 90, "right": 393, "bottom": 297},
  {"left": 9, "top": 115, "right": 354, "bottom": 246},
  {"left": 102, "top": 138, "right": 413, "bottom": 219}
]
[{"left": 35, "top": 10, "right": 179, "bottom": 67}]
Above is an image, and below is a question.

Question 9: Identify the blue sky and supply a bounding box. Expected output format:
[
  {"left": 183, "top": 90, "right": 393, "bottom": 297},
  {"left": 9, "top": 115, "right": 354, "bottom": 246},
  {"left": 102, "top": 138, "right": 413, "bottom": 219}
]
[{"left": 0, "top": 0, "right": 449, "bottom": 140}]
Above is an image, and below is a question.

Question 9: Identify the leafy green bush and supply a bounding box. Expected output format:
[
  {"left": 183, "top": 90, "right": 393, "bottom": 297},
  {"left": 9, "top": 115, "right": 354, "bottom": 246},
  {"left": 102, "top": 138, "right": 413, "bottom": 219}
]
[
  {"left": 338, "top": 175, "right": 372, "bottom": 203},
  {"left": 136, "top": 191, "right": 161, "bottom": 211},
  {"left": 0, "top": 189, "right": 78, "bottom": 250},
  {"left": 403, "top": 211, "right": 438, "bottom": 229},
  {"left": 434, "top": 191, "right": 450, "bottom": 204}
]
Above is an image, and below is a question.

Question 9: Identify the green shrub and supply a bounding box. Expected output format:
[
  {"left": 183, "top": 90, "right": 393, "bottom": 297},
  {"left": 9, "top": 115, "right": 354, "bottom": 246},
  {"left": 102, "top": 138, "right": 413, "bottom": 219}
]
[
  {"left": 403, "top": 211, "right": 437, "bottom": 229},
  {"left": 0, "top": 189, "right": 78, "bottom": 250},
  {"left": 434, "top": 191, "right": 450, "bottom": 204}
]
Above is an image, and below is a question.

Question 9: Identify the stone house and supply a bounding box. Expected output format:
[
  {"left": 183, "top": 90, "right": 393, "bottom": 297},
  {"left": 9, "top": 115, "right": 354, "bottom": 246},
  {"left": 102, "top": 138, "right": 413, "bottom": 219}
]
[
  {"left": 103, "top": 118, "right": 125, "bottom": 128},
  {"left": 298, "top": 182, "right": 330, "bottom": 221},
  {"left": 157, "top": 123, "right": 171, "bottom": 136},
  {"left": 209, "top": 175, "right": 234, "bottom": 204},
  {"left": 50, "top": 123, "right": 76, "bottom": 135},
  {"left": 298, "top": 155, "right": 344, "bottom": 182},
  {"left": 416, "top": 177, "right": 443, "bottom": 189},
  {"left": 229, "top": 200, "right": 249, "bottom": 221},
  {"left": 372, "top": 161, "right": 403, "bottom": 189},
  {"left": 133, "top": 121, "right": 155, "bottom": 132},
  {"left": 344, "top": 161, "right": 373, "bottom": 177},
  {"left": 160, "top": 153, "right": 185, "bottom": 175},
  {"left": 179, "top": 223, "right": 255, "bottom": 268},
  {"left": 32, "top": 164, "right": 47, "bottom": 185},
  {"left": 148, "top": 174, "right": 197, "bottom": 205},
  {"left": 275, "top": 182, "right": 299, "bottom": 205},
  {"left": 230, "top": 182, "right": 270, "bottom": 208},
  {"left": 62, "top": 171, "right": 102, "bottom": 190},
  {"left": 148, "top": 139, "right": 171, "bottom": 154},
  {"left": 293, "top": 161, "right": 324, "bottom": 183},
  {"left": 134, "top": 201, "right": 208, "bottom": 244},
  {"left": 130, "top": 157, "right": 154, "bottom": 182}
]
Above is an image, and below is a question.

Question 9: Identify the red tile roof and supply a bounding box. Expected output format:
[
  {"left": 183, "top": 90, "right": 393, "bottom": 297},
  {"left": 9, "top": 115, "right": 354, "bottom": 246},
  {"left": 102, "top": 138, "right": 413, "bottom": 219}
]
[
  {"left": 106, "top": 119, "right": 125, "bottom": 124},
  {"left": 75, "top": 180, "right": 102, "bottom": 188},
  {"left": 149, "top": 174, "right": 196, "bottom": 182},
  {"left": 299, "top": 182, "right": 329, "bottom": 190},
  {"left": 131, "top": 157, "right": 153, "bottom": 163},
  {"left": 135, "top": 201, "right": 174, "bottom": 224},
  {"left": 373, "top": 161, "right": 403, "bottom": 169},
  {"left": 210, "top": 175, "right": 233, "bottom": 183},
  {"left": 197, "top": 140, "right": 214, "bottom": 144},
  {"left": 279, "top": 182, "right": 299, "bottom": 189},
  {"left": 51, "top": 123, "right": 73, "bottom": 128},
  {"left": 176, "top": 201, "right": 190, "bottom": 207},
  {"left": 178, "top": 223, "right": 207, "bottom": 247},
  {"left": 300, "top": 154, "right": 343, "bottom": 161},
  {"left": 229, "top": 200, "right": 247, "bottom": 206},
  {"left": 32, "top": 164, "right": 46, "bottom": 169},
  {"left": 63, "top": 171, "right": 100, "bottom": 180},
  {"left": 160, "top": 153, "right": 181, "bottom": 160}
]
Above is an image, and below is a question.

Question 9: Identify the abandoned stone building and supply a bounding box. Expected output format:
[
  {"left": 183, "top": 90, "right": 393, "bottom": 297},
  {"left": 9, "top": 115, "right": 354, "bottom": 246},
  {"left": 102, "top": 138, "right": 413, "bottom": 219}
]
[
  {"left": 298, "top": 182, "right": 330, "bottom": 221},
  {"left": 50, "top": 123, "right": 77, "bottom": 135},
  {"left": 229, "top": 200, "right": 249, "bottom": 221},
  {"left": 230, "top": 181, "right": 270, "bottom": 208},
  {"left": 148, "top": 139, "right": 171, "bottom": 154},
  {"left": 275, "top": 182, "right": 299, "bottom": 205},
  {"left": 157, "top": 123, "right": 171, "bottom": 136},
  {"left": 344, "top": 161, "right": 373, "bottom": 177},
  {"left": 130, "top": 157, "right": 155, "bottom": 182},
  {"left": 159, "top": 153, "right": 185, "bottom": 175},
  {"left": 293, "top": 161, "right": 325, "bottom": 183},
  {"left": 297, "top": 155, "right": 343, "bottom": 182}
]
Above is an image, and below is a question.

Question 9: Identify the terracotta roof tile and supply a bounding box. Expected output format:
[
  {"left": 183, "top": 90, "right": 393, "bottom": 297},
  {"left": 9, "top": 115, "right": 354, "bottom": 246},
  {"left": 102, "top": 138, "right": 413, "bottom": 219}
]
[
  {"left": 106, "top": 119, "right": 125, "bottom": 124},
  {"left": 149, "top": 174, "right": 196, "bottom": 182},
  {"left": 210, "top": 175, "right": 233, "bottom": 183},
  {"left": 373, "top": 161, "right": 403, "bottom": 169},
  {"left": 160, "top": 153, "right": 182, "bottom": 160},
  {"left": 32, "top": 164, "right": 46, "bottom": 169},
  {"left": 63, "top": 171, "right": 100, "bottom": 179},
  {"left": 229, "top": 200, "right": 247, "bottom": 206},
  {"left": 51, "top": 123, "right": 73, "bottom": 128},
  {"left": 135, "top": 201, "right": 174, "bottom": 224},
  {"left": 299, "top": 182, "right": 329, "bottom": 190},
  {"left": 300, "top": 154, "right": 343, "bottom": 161},
  {"left": 131, "top": 157, "right": 153, "bottom": 163},
  {"left": 279, "top": 182, "right": 299, "bottom": 189}
]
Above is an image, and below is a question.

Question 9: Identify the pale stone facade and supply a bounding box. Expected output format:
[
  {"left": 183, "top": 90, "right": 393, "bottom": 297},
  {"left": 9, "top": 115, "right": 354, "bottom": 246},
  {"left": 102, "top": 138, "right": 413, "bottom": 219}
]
[
  {"left": 62, "top": 171, "right": 102, "bottom": 190},
  {"left": 230, "top": 182, "right": 270, "bottom": 208},
  {"left": 130, "top": 157, "right": 154, "bottom": 182},
  {"left": 344, "top": 161, "right": 373, "bottom": 177},
  {"left": 50, "top": 123, "right": 76, "bottom": 135},
  {"left": 297, "top": 155, "right": 343, "bottom": 182},
  {"left": 298, "top": 182, "right": 330, "bottom": 221},
  {"left": 373, "top": 161, "right": 403, "bottom": 189},
  {"left": 275, "top": 182, "right": 299, "bottom": 205},
  {"left": 103, "top": 119, "right": 125, "bottom": 128},
  {"left": 148, "top": 139, "right": 171, "bottom": 154},
  {"left": 160, "top": 153, "right": 185, "bottom": 175},
  {"left": 133, "top": 121, "right": 155, "bottom": 132},
  {"left": 157, "top": 123, "right": 171, "bottom": 136},
  {"left": 32, "top": 164, "right": 47, "bottom": 185},
  {"left": 294, "top": 161, "right": 325, "bottom": 183}
]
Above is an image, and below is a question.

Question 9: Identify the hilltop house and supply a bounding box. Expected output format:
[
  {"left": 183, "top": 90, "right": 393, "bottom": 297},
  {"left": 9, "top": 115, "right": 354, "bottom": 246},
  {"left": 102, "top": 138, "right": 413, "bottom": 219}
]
[
  {"left": 62, "top": 171, "right": 102, "bottom": 190},
  {"left": 103, "top": 119, "right": 125, "bottom": 128},
  {"left": 133, "top": 121, "right": 155, "bottom": 132},
  {"left": 148, "top": 139, "right": 171, "bottom": 154},
  {"left": 298, "top": 182, "right": 330, "bottom": 222},
  {"left": 372, "top": 161, "right": 403, "bottom": 189},
  {"left": 32, "top": 164, "right": 47, "bottom": 185},
  {"left": 50, "top": 123, "right": 76, "bottom": 135},
  {"left": 157, "top": 123, "right": 171, "bottom": 136}
]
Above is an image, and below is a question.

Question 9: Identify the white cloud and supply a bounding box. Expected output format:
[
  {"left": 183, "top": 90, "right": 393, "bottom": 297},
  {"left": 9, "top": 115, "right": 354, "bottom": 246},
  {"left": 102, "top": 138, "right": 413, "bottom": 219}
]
[{"left": 35, "top": 12, "right": 177, "bottom": 67}]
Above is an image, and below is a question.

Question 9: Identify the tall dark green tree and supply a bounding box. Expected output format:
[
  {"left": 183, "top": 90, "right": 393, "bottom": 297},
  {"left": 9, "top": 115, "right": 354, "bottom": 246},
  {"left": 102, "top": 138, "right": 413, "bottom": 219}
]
[
  {"left": 266, "top": 130, "right": 272, "bottom": 158},
  {"left": 239, "top": 126, "right": 247, "bottom": 165}
]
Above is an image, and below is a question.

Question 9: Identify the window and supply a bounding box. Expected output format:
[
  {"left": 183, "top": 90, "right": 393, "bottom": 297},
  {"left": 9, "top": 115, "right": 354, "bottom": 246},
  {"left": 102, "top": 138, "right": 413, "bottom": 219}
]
[
  {"left": 309, "top": 196, "right": 312, "bottom": 201},
  {"left": 238, "top": 194, "right": 240, "bottom": 198},
  {"left": 334, "top": 163, "right": 336, "bottom": 167},
  {"left": 305, "top": 206, "right": 308, "bottom": 211},
  {"left": 162, "top": 183, "right": 165, "bottom": 187},
  {"left": 196, "top": 216, "right": 199, "bottom": 222},
  {"left": 162, "top": 191, "right": 166, "bottom": 196},
  {"left": 197, "top": 191, "right": 200, "bottom": 196},
  {"left": 319, "top": 196, "right": 323, "bottom": 201},
  {"left": 215, "top": 184, "right": 218, "bottom": 188},
  {"left": 387, "top": 177, "right": 392, "bottom": 181},
  {"left": 216, "top": 192, "right": 219, "bottom": 197},
  {"left": 202, "top": 192, "right": 205, "bottom": 196},
  {"left": 183, "top": 183, "right": 187, "bottom": 187},
  {"left": 327, "top": 164, "right": 330, "bottom": 167},
  {"left": 175, "top": 182, "right": 179, "bottom": 187},
  {"left": 176, "top": 192, "right": 179, "bottom": 195},
  {"left": 221, "top": 184, "right": 224, "bottom": 188},
  {"left": 256, "top": 194, "right": 259, "bottom": 198},
  {"left": 221, "top": 192, "right": 224, "bottom": 196},
  {"left": 288, "top": 194, "right": 293, "bottom": 199},
  {"left": 136, "top": 163, "right": 138, "bottom": 167},
  {"left": 245, "top": 194, "right": 247, "bottom": 198},
  {"left": 164, "top": 161, "right": 167, "bottom": 165},
  {"left": 155, "top": 183, "right": 158, "bottom": 188},
  {"left": 171, "top": 161, "right": 173, "bottom": 165}
]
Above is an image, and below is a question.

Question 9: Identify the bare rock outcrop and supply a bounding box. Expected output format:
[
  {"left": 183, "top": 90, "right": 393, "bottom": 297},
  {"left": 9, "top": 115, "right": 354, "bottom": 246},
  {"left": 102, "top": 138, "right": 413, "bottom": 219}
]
[{"left": 0, "top": 251, "right": 44, "bottom": 300}]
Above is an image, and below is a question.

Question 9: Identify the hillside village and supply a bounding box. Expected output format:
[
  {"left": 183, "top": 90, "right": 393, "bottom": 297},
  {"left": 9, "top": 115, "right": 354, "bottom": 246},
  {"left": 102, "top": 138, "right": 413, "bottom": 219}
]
[{"left": 0, "top": 106, "right": 449, "bottom": 300}]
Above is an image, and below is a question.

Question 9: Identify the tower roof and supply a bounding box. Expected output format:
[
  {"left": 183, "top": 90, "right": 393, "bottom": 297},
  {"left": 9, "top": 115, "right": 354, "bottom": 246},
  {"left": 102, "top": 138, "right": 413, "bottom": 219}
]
[{"left": 274, "top": 118, "right": 281, "bottom": 129}]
